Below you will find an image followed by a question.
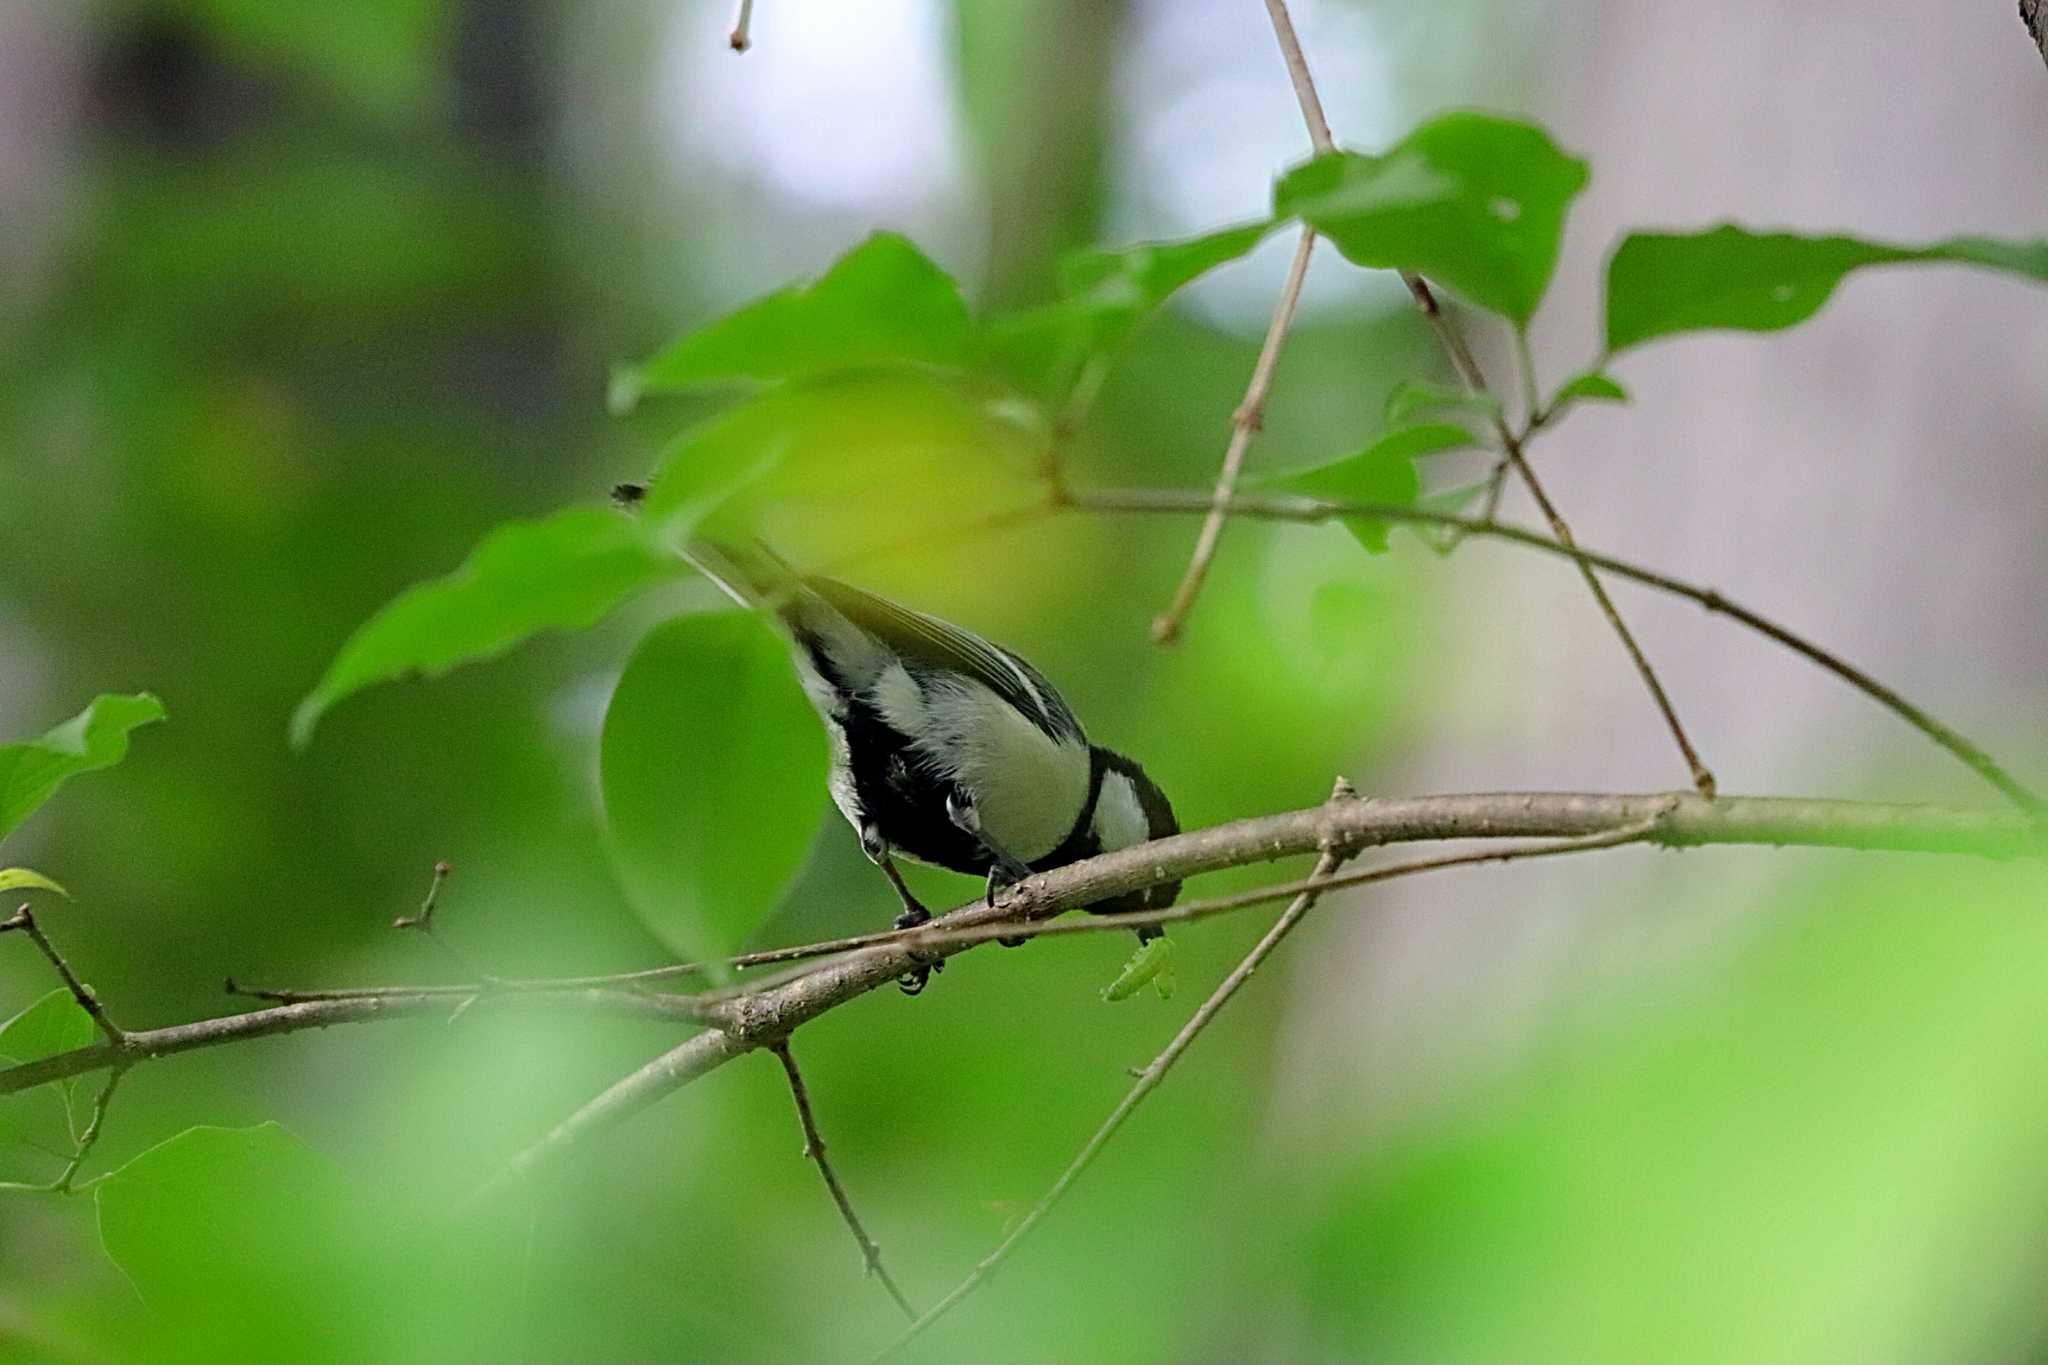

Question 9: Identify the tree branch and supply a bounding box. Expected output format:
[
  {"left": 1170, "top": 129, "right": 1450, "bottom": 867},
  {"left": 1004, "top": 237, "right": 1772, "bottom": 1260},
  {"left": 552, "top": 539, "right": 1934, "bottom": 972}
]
[
  {"left": 475, "top": 790, "right": 2032, "bottom": 1193},
  {"left": 771, "top": 1041, "right": 919, "bottom": 1320},
  {"left": 1148, "top": 0, "right": 1342, "bottom": 646},
  {"left": 2, "top": 904, "right": 126, "bottom": 1046},
  {"left": 0, "top": 987, "right": 708, "bottom": 1098},
  {"left": 1067, "top": 487, "right": 2042, "bottom": 814},
  {"left": 878, "top": 784, "right": 1364, "bottom": 1357},
  {"left": 1150, "top": 227, "right": 1319, "bottom": 644},
  {"left": 1257, "top": 0, "right": 1715, "bottom": 795}
]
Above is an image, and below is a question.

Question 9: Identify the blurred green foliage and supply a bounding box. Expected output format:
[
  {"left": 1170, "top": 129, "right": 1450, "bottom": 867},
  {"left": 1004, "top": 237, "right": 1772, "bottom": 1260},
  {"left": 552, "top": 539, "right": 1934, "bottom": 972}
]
[{"left": 1, "top": 3, "right": 2044, "bottom": 1362}]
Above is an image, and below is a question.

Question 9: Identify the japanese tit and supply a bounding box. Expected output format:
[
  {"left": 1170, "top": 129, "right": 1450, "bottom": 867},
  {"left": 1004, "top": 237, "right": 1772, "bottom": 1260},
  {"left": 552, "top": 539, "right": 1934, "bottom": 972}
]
[{"left": 683, "top": 538, "right": 1181, "bottom": 992}]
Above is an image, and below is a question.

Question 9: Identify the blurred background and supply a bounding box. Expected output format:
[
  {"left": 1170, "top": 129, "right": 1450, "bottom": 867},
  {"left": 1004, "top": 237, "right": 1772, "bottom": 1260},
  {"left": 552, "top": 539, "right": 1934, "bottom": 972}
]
[{"left": 1, "top": 0, "right": 2044, "bottom": 1360}]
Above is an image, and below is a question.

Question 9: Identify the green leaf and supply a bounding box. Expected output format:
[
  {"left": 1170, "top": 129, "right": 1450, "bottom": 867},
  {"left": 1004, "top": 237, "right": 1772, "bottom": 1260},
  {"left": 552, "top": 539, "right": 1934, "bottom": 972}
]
[
  {"left": 0, "top": 869, "right": 68, "bottom": 899},
  {"left": 1275, "top": 113, "right": 1590, "bottom": 324},
  {"left": 96, "top": 1124, "right": 364, "bottom": 1346},
  {"left": 987, "top": 220, "right": 1278, "bottom": 404},
  {"left": 1266, "top": 424, "right": 1474, "bottom": 553},
  {"left": 1604, "top": 226, "right": 2048, "bottom": 353},
  {"left": 1547, "top": 371, "right": 1629, "bottom": 411},
  {"left": 1384, "top": 378, "right": 1503, "bottom": 428},
  {"left": 1102, "top": 936, "right": 1177, "bottom": 1003},
  {"left": 638, "top": 370, "right": 1047, "bottom": 561},
  {"left": 292, "top": 508, "right": 685, "bottom": 749},
  {"left": 600, "top": 614, "right": 828, "bottom": 972},
  {"left": 0, "top": 695, "right": 164, "bottom": 843},
  {"left": 0, "top": 988, "right": 96, "bottom": 1070},
  {"left": 1057, "top": 220, "right": 1278, "bottom": 310},
  {"left": 613, "top": 233, "right": 974, "bottom": 410}
]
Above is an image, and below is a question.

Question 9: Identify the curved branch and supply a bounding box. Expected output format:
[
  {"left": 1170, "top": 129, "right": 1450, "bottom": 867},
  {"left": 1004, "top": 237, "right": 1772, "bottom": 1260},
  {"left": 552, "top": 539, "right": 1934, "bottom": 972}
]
[{"left": 1068, "top": 487, "right": 2043, "bottom": 814}]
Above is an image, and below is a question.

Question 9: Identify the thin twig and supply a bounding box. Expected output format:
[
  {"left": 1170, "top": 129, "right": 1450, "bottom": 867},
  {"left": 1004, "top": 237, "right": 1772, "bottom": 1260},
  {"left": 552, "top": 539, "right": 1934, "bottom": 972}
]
[
  {"left": 1068, "top": 487, "right": 2043, "bottom": 815},
  {"left": 1504, "top": 436, "right": 1718, "bottom": 796},
  {"left": 1, "top": 905, "right": 125, "bottom": 1046},
  {"left": 1149, "top": 226, "right": 1319, "bottom": 644},
  {"left": 1260, "top": 0, "right": 1715, "bottom": 796},
  {"left": 770, "top": 1042, "right": 919, "bottom": 1321},
  {"left": 873, "top": 781, "right": 1361, "bottom": 1359},
  {"left": 53, "top": 1064, "right": 124, "bottom": 1192},
  {"left": 1149, "top": 0, "right": 1340, "bottom": 646},
  {"left": 728, "top": 0, "right": 754, "bottom": 52}
]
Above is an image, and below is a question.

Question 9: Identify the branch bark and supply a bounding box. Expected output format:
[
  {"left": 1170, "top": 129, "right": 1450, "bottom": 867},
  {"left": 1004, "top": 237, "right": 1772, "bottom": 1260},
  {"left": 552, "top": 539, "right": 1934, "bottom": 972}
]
[
  {"left": 0, "top": 987, "right": 707, "bottom": 1098},
  {"left": 477, "top": 790, "right": 2032, "bottom": 1191}
]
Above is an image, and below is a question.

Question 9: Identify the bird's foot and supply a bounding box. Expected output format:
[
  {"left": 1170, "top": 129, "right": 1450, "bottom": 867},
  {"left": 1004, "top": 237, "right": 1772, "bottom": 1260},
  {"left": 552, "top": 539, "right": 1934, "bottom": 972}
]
[{"left": 892, "top": 904, "right": 943, "bottom": 995}]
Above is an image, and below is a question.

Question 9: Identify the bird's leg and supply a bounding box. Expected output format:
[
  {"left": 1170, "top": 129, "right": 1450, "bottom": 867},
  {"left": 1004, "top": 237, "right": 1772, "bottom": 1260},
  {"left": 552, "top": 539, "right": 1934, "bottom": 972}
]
[
  {"left": 861, "top": 823, "right": 940, "bottom": 995},
  {"left": 948, "top": 792, "right": 1033, "bottom": 947}
]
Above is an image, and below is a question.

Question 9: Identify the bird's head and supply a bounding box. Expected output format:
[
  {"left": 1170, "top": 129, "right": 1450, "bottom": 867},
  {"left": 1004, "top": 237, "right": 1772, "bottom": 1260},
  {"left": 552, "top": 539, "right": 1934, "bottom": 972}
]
[{"left": 1086, "top": 748, "right": 1181, "bottom": 935}]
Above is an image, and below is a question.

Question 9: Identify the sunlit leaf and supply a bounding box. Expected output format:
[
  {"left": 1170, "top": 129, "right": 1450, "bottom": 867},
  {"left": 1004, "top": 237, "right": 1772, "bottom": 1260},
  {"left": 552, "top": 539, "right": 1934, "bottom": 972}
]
[
  {"left": 988, "top": 220, "right": 1279, "bottom": 404},
  {"left": 1102, "top": 936, "right": 1176, "bottom": 1003},
  {"left": 1605, "top": 226, "right": 2048, "bottom": 353},
  {"left": 600, "top": 613, "right": 827, "bottom": 971},
  {"left": 613, "top": 233, "right": 974, "bottom": 410},
  {"left": 1266, "top": 424, "right": 1473, "bottom": 553},
  {"left": 1275, "top": 113, "right": 1590, "bottom": 323},
  {"left": 1547, "top": 370, "right": 1629, "bottom": 412},
  {"left": 0, "top": 695, "right": 164, "bottom": 843},
  {"left": 0, "top": 869, "right": 68, "bottom": 899},
  {"left": 291, "top": 508, "right": 685, "bottom": 749},
  {"left": 1384, "top": 378, "right": 1503, "bottom": 428},
  {"left": 638, "top": 370, "right": 1047, "bottom": 563}
]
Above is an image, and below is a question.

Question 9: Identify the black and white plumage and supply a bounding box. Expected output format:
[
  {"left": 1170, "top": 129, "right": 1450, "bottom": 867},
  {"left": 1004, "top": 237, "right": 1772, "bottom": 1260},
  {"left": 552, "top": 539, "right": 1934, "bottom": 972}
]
[{"left": 685, "top": 540, "right": 1181, "bottom": 989}]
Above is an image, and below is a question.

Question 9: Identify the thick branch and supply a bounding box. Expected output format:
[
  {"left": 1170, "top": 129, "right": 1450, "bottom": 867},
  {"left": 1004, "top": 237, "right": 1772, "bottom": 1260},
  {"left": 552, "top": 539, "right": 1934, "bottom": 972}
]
[{"left": 481, "top": 790, "right": 2033, "bottom": 1189}]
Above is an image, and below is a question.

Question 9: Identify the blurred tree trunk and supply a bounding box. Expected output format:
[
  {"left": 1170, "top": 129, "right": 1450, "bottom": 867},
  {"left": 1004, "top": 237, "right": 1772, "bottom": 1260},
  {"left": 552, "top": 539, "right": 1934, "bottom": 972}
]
[{"left": 952, "top": 0, "right": 1128, "bottom": 306}]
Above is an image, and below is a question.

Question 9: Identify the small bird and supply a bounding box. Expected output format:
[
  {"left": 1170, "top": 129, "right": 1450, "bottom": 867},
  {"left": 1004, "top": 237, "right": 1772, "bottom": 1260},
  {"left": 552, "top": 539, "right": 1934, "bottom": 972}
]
[{"left": 683, "top": 538, "right": 1182, "bottom": 993}]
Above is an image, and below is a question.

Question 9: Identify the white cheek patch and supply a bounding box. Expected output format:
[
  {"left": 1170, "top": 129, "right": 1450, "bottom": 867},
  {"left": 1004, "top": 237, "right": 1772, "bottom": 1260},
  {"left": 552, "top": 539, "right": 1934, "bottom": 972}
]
[{"left": 1091, "top": 771, "right": 1152, "bottom": 854}]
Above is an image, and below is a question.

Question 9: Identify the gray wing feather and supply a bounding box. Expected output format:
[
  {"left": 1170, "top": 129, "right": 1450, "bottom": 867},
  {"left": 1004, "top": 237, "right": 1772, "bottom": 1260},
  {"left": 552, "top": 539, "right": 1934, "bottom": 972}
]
[{"left": 806, "top": 577, "right": 1085, "bottom": 744}]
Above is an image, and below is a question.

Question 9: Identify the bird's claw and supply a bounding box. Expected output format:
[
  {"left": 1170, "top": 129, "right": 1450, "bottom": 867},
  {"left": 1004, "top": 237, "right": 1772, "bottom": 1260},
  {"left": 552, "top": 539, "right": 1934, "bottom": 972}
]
[{"left": 893, "top": 904, "right": 943, "bottom": 995}]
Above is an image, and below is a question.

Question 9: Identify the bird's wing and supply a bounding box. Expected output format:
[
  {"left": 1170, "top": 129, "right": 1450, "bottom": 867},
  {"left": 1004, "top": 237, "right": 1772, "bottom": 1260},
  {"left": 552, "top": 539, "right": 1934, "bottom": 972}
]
[{"left": 806, "top": 576, "right": 1085, "bottom": 744}]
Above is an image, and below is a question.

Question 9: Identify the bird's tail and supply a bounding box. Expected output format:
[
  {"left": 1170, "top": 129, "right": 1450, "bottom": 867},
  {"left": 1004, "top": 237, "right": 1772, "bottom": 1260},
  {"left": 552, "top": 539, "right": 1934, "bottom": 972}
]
[{"left": 679, "top": 538, "right": 806, "bottom": 614}]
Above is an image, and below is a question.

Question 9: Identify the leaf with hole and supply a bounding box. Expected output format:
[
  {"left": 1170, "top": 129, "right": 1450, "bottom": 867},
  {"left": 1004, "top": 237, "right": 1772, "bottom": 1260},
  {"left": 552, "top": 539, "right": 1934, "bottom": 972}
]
[
  {"left": 613, "top": 232, "right": 974, "bottom": 410},
  {"left": 600, "top": 613, "right": 827, "bottom": 974},
  {"left": 0, "top": 695, "right": 164, "bottom": 843},
  {"left": 291, "top": 508, "right": 686, "bottom": 749},
  {"left": 1275, "top": 113, "right": 1590, "bottom": 324},
  {"left": 1604, "top": 226, "right": 2048, "bottom": 353}
]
